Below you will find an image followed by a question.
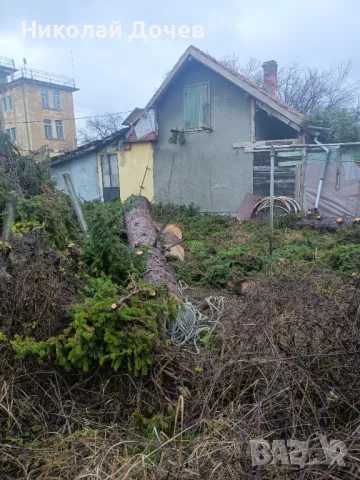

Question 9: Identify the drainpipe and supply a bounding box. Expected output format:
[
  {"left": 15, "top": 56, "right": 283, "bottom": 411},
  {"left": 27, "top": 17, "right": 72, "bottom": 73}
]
[
  {"left": 313, "top": 129, "right": 330, "bottom": 212},
  {"left": 21, "top": 84, "right": 31, "bottom": 152}
]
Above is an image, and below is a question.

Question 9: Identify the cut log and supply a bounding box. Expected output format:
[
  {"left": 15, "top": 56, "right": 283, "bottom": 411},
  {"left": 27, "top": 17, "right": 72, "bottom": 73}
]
[
  {"left": 296, "top": 217, "right": 355, "bottom": 231},
  {"left": 158, "top": 224, "right": 185, "bottom": 261},
  {"left": 124, "top": 195, "right": 183, "bottom": 300}
]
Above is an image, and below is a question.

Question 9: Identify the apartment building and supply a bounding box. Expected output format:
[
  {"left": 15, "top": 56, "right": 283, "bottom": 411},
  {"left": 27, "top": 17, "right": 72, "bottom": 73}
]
[{"left": 0, "top": 56, "right": 79, "bottom": 155}]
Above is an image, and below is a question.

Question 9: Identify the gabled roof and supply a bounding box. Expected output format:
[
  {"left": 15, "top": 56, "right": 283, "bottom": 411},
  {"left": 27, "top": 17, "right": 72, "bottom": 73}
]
[
  {"left": 145, "top": 45, "right": 305, "bottom": 131},
  {"left": 51, "top": 128, "right": 128, "bottom": 165}
]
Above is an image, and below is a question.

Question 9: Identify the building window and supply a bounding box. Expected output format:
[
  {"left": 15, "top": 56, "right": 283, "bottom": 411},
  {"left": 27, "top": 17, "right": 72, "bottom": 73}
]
[
  {"left": 41, "top": 87, "right": 49, "bottom": 108},
  {"left": 2, "top": 95, "right": 13, "bottom": 112},
  {"left": 44, "top": 119, "right": 52, "bottom": 139},
  {"left": 55, "top": 120, "right": 64, "bottom": 139},
  {"left": 52, "top": 89, "right": 61, "bottom": 110},
  {"left": 184, "top": 82, "right": 210, "bottom": 129},
  {"left": 100, "top": 153, "right": 119, "bottom": 188},
  {"left": 5, "top": 128, "right": 16, "bottom": 141}
]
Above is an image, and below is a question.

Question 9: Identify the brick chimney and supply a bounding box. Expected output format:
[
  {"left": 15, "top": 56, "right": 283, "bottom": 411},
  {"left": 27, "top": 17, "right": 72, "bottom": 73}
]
[{"left": 262, "top": 60, "right": 278, "bottom": 95}]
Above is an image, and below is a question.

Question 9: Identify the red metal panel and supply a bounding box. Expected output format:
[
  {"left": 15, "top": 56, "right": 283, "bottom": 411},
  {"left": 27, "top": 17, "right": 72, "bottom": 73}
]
[{"left": 237, "top": 192, "right": 261, "bottom": 221}]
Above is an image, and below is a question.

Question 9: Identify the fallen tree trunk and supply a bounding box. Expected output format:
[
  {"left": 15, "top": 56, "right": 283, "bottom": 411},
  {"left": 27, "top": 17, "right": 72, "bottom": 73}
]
[
  {"left": 124, "top": 195, "right": 183, "bottom": 300},
  {"left": 296, "top": 217, "right": 356, "bottom": 231}
]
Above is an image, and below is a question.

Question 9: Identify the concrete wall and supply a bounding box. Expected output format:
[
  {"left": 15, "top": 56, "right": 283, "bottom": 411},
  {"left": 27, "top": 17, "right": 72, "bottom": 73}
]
[
  {"left": 51, "top": 152, "right": 100, "bottom": 201},
  {"left": 0, "top": 81, "right": 77, "bottom": 153},
  {"left": 0, "top": 83, "right": 30, "bottom": 151},
  {"left": 118, "top": 142, "right": 154, "bottom": 201},
  {"left": 153, "top": 61, "right": 254, "bottom": 213},
  {"left": 24, "top": 82, "right": 77, "bottom": 152}
]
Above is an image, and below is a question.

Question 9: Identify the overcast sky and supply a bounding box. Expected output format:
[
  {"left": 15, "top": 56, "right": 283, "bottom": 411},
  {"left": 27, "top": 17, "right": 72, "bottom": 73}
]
[{"left": 1, "top": 0, "right": 359, "bottom": 130}]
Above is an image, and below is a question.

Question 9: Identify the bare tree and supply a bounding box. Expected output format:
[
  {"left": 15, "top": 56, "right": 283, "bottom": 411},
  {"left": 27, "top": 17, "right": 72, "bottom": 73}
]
[
  {"left": 78, "top": 113, "right": 123, "bottom": 144},
  {"left": 219, "top": 54, "right": 262, "bottom": 85},
  {"left": 219, "top": 55, "right": 360, "bottom": 116}
]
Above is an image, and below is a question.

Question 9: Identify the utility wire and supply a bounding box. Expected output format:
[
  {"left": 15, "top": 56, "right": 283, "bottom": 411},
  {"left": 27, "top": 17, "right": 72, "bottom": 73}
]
[
  {"left": 75, "top": 102, "right": 113, "bottom": 112},
  {"left": 4, "top": 110, "right": 133, "bottom": 125}
]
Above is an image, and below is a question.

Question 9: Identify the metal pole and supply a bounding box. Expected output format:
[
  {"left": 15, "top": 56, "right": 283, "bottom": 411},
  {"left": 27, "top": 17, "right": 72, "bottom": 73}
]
[{"left": 270, "top": 145, "right": 275, "bottom": 235}]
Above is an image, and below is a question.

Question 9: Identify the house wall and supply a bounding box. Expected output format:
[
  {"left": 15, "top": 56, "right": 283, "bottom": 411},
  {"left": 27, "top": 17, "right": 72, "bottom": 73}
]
[
  {"left": 153, "top": 61, "right": 254, "bottom": 213},
  {"left": 51, "top": 141, "right": 154, "bottom": 203},
  {"left": 0, "top": 84, "right": 30, "bottom": 151},
  {"left": 25, "top": 83, "right": 77, "bottom": 152},
  {"left": 118, "top": 142, "right": 154, "bottom": 201},
  {"left": 0, "top": 81, "right": 77, "bottom": 154},
  {"left": 51, "top": 151, "right": 100, "bottom": 201}
]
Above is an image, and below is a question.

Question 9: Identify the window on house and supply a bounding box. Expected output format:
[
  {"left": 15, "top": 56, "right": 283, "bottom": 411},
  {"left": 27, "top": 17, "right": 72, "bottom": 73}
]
[
  {"left": 44, "top": 119, "right": 52, "bottom": 139},
  {"left": 52, "top": 89, "right": 61, "bottom": 110},
  {"left": 100, "top": 153, "right": 119, "bottom": 188},
  {"left": 184, "top": 82, "right": 210, "bottom": 129},
  {"left": 55, "top": 120, "right": 64, "bottom": 139},
  {"left": 2, "top": 95, "right": 13, "bottom": 112},
  {"left": 41, "top": 87, "right": 49, "bottom": 108},
  {"left": 5, "top": 128, "right": 16, "bottom": 141}
]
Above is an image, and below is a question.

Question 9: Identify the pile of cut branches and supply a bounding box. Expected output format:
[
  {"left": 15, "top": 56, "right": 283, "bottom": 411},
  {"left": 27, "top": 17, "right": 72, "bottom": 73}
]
[
  {"left": 1, "top": 136, "right": 360, "bottom": 478},
  {"left": 0, "top": 265, "right": 360, "bottom": 479}
]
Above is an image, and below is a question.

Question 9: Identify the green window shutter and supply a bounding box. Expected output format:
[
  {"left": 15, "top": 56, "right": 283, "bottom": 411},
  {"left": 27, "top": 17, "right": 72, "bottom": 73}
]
[
  {"left": 199, "top": 83, "right": 209, "bottom": 128},
  {"left": 184, "top": 85, "right": 196, "bottom": 129},
  {"left": 184, "top": 83, "right": 210, "bottom": 129}
]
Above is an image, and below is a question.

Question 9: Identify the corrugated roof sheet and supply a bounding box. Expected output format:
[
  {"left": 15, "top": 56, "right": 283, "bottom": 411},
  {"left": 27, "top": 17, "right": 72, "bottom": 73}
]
[{"left": 51, "top": 128, "right": 128, "bottom": 165}]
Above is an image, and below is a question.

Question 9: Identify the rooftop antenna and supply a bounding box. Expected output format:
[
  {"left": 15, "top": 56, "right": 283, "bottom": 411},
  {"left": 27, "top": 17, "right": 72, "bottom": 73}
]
[{"left": 71, "top": 50, "right": 75, "bottom": 84}]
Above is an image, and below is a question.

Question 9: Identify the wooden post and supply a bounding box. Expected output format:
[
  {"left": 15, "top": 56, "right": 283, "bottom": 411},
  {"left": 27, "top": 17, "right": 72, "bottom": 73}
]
[
  {"left": 250, "top": 98, "right": 256, "bottom": 143},
  {"left": 300, "top": 147, "right": 307, "bottom": 211},
  {"left": 63, "top": 173, "right": 88, "bottom": 236},
  {"left": 294, "top": 165, "right": 301, "bottom": 205},
  {"left": 2, "top": 191, "right": 18, "bottom": 242}
]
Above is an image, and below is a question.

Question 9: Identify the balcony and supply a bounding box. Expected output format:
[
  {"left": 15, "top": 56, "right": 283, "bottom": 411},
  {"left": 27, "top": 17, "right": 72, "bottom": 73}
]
[{"left": 13, "top": 67, "right": 76, "bottom": 89}]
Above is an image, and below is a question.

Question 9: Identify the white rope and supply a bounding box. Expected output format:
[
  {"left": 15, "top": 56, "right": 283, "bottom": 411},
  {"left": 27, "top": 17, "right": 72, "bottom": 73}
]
[{"left": 167, "top": 282, "right": 225, "bottom": 353}]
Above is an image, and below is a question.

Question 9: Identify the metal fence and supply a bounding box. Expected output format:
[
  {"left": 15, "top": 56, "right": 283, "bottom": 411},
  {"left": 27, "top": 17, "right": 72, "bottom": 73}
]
[
  {"left": 13, "top": 67, "right": 76, "bottom": 88},
  {"left": 0, "top": 56, "right": 15, "bottom": 70}
]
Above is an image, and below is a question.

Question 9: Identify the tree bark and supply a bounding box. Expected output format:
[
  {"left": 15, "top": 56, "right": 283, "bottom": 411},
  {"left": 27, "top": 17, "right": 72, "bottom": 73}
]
[
  {"left": 0, "top": 191, "right": 18, "bottom": 280},
  {"left": 296, "top": 217, "right": 355, "bottom": 231},
  {"left": 124, "top": 195, "right": 182, "bottom": 300}
]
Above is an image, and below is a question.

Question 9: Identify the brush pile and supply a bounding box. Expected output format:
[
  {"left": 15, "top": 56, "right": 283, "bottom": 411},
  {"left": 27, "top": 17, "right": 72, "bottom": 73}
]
[
  {"left": 1, "top": 265, "right": 360, "bottom": 478},
  {"left": 1, "top": 134, "right": 360, "bottom": 479}
]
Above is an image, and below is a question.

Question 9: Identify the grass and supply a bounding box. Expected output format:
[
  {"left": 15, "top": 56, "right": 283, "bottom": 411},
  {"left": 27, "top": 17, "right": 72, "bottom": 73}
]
[
  {"left": 153, "top": 205, "right": 360, "bottom": 287},
  {"left": 2, "top": 202, "right": 360, "bottom": 479}
]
